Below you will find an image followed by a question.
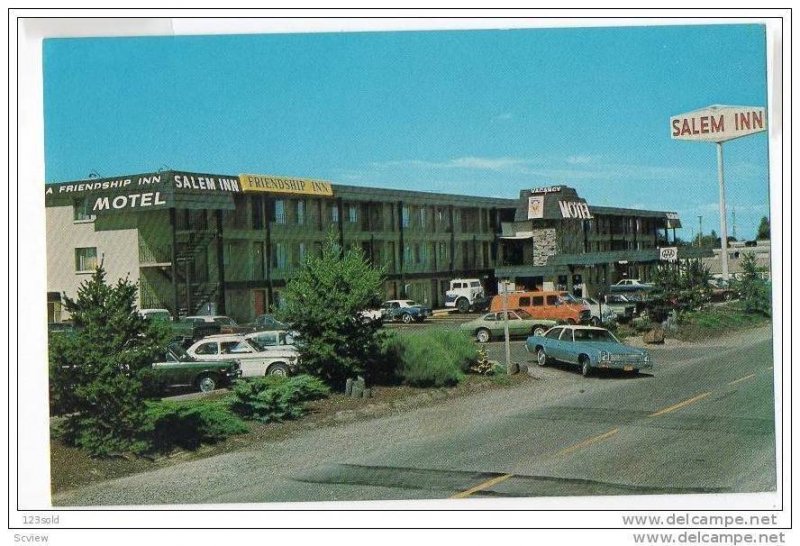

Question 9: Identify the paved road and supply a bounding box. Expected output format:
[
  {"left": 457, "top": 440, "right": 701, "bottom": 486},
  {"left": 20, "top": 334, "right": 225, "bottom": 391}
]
[{"left": 53, "top": 325, "right": 775, "bottom": 506}]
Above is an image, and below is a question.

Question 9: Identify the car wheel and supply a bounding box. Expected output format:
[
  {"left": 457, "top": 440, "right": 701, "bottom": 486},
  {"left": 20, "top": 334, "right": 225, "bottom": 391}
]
[
  {"left": 267, "top": 362, "right": 290, "bottom": 377},
  {"left": 476, "top": 328, "right": 491, "bottom": 343},
  {"left": 580, "top": 356, "right": 592, "bottom": 377},
  {"left": 197, "top": 374, "right": 217, "bottom": 393},
  {"left": 457, "top": 298, "right": 470, "bottom": 313},
  {"left": 536, "top": 347, "right": 549, "bottom": 367},
  {"left": 401, "top": 313, "right": 413, "bottom": 324},
  {"left": 532, "top": 326, "right": 546, "bottom": 337},
  {"left": 589, "top": 316, "right": 601, "bottom": 326}
]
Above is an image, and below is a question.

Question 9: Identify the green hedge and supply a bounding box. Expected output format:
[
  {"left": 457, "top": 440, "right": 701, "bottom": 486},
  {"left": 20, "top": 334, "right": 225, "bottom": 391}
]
[
  {"left": 228, "top": 375, "right": 330, "bottom": 423},
  {"left": 141, "top": 399, "right": 248, "bottom": 453}
]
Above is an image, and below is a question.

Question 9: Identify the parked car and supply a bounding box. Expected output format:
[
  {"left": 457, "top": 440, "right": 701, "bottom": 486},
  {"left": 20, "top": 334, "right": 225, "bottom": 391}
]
[
  {"left": 608, "top": 279, "right": 655, "bottom": 296},
  {"left": 245, "top": 314, "right": 290, "bottom": 332},
  {"left": 381, "top": 300, "right": 432, "bottom": 323},
  {"left": 182, "top": 315, "right": 254, "bottom": 334},
  {"left": 138, "top": 308, "right": 172, "bottom": 322},
  {"left": 151, "top": 342, "right": 241, "bottom": 393},
  {"left": 489, "top": 291, "right": 591, "bottom": 324},
  {"left": 186, "top": 334, "right": 300, "bottom": 377},
  {"left": 708, "top": 278, "right": 737, "bottom": 302},
  {"left": 577, "top": 297, "right": 617, "bottom": 326},
  {"left": 358, "top": 308, "right": 384, "bottom": 325},
  {"left": 525, "top": 325, "right": 652, "bottom": 377},
  {"left": 602, "top": 294, "right": 638, "bottom": 322},
  {"left": 171, "top": 316, "right": 222, "bottom": 345},
  {"left": 459, "top": 309, "right": 557, "bottom": 343},
  {"left": 243, "top": 329, "right": 297, "bottom": 349}
]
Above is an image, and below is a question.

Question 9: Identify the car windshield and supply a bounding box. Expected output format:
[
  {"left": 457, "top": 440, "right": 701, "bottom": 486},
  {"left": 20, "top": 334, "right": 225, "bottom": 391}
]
[
  {"left": 247, "top": 338, "right": 266, "bottom": 351},
  {"left": 167, "top": 342, "right": 193, "bottom": 361},
  {"left": 404, "top": 301, "right": 418, "bottom": 306},
  {"left": 214, "top": 317, "right": 237, "bottom": 326},
  {"left": 573, "top": 329, "right": 620, "bottom": 343},
  {"left": 515, "top": 309, "right": 533, "bottom": 319}
]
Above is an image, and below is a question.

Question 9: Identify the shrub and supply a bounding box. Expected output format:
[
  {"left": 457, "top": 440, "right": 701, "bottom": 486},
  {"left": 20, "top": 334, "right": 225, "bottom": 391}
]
[
  {"left": 425, "top": 329, "right": 478, "bottom": 372},
  {"left": 398, "top": 339, "right": 465, "bottom": 387},
  {"left": 365, "top": 331, "right": 404, "bottom": 386},
  {"left": 277, "top": 233, "right": 386, "bottom": 389},
  {"left": 229, "top": 375, "right": 330, "bottom": 423},
  {"left": 141, "top": 400, "right": 248, "bottom": 453},
  {"left": 469, "top": 345, "right": 494, "bottom": 376}
]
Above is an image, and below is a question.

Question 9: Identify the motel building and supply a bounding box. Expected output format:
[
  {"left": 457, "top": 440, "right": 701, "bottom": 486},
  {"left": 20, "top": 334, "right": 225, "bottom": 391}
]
[
  {"left": 495, "top": 186, "right": 712, "bottom": 296},
  {"left": 45, "top": 172, "right": 709, "bottom": 323}
]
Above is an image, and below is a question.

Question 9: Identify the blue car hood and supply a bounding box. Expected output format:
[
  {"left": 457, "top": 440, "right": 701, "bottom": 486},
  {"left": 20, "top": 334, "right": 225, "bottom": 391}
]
[{"left": 579, "top": 341, "right": 646, "bottom": 356}]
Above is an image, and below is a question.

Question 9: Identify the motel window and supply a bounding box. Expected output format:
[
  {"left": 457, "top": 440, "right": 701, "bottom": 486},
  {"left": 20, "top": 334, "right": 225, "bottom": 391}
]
[
  {"left": 75, "top": 247, "right": 98, "bottom": 273},
  {"left": 348, "top": 205, "right": 358, "bottom": 223},
  {"left": 252, "top": 197, "right": 264, "bottom": 230},
  {"left": 73, "top": 198, "right": 95, "bottom": 222},
  {"left": 274, "top": 200, "right": 286, "bottom": 224},
  {"left": 404, "top": 244, "right": 413, "bottom": 265},
  {"left": 331, "top": 204, "right": 340, "bottom": 223},
  {"left": 273, "top": 243, "right": 287, "bottom": 270},
  {"left": 438, "top": 241, "right": 449, "bottom": 262},
  {"left": 414, "top": 244, "right": 422, "bottom": 264},
  {"left": 419, "top": 207, "right": 426, "bottom": 228},
  {"left": 402, "top": 206, "right": 410, "bottom": 228},
  {"left": 298, "top": 243, "right": 307, "bottom": 264},
  {"left": 296, "top": 201, "right": 306, "bottom": 225}
]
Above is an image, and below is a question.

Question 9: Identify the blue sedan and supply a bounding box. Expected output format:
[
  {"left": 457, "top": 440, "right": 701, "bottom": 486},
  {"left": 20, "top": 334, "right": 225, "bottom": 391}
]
[{"left": 525, "top": 325, "right": 652, "bottom": 377}]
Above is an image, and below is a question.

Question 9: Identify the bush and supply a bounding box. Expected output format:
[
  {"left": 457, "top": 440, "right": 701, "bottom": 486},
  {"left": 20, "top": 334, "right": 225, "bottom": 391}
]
[
  {"left": 425, "top": 329, "right": 478, "bottom": 372},
  {"left": 141, "top": 400, "right": 248, "bottom": 453},
  {"left": 277, "top": 233, "right": 386, "bottom": 388},
  {"left": 229, "top": 375, "right": 330, "bottom": 423},
  {"left": 399, "top": 340, "right": 465, "bottom": 387},
  {"left": 365, "top": 331, "right": 404, "bottom": 386}
]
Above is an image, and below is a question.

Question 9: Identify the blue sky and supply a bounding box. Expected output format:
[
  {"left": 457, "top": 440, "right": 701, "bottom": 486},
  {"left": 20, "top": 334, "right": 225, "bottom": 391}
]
[{"left": 43, "top": 23, "right": 770, "bottom": 240}]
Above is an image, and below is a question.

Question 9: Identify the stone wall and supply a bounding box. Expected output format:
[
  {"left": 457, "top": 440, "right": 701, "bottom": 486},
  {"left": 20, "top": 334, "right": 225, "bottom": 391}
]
[{"left": 532, "top": 228, "right": 557, "bottom": 266}]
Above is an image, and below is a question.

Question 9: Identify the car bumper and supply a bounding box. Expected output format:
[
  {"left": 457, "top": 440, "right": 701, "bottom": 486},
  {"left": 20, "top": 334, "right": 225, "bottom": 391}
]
[{"left": 596, "top": 359, "right": 653, "bottom": 371}]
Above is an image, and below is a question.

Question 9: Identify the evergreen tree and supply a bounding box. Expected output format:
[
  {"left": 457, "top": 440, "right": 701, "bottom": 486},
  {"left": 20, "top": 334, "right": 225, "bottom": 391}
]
[
  {"left": 756, "top": 216, "right": 770, "bottom": 240},
  {"left": 276, "top": 233, "right": 386, "bottom": 388},
  {"left": 49, "top": 266, "right": 171, "bottom": 455}
]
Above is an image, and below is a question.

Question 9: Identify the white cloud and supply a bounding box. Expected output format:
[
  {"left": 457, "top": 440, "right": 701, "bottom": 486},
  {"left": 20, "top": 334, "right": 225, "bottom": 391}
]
[
  {"left": 566, "top": 155, "right": 597, "bottom": 165},
  {"left": 492, "top": 112, "right": 513, "bottom": 122}
]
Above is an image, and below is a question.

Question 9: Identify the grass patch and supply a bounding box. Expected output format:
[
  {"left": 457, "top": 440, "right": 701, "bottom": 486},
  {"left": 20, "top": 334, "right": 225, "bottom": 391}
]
[{"left": 674, "top": 305, "right": 771, "bottom": 341}]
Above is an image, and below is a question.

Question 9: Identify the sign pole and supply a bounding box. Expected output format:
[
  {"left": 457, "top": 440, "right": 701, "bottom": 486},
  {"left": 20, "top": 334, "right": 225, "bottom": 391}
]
[
  {"left": 502, "top": 280, "right": 512, "bottom": 375},
  {"left": 716, "top": 142, "right": 730, "bottom": 281}
]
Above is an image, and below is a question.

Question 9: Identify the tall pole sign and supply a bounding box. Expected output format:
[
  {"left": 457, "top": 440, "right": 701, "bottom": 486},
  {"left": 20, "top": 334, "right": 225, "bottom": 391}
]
[{"left": 670, "top": 105, "right": 766, "bottom": 280}]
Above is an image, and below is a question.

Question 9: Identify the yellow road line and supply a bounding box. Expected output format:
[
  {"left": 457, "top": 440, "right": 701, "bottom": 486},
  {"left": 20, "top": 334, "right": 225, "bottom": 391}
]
[
  {"left": 728, "top": 373, "right": 757, "bottom": 386},
  {"left": 450, "top": 473, "right": 513, "bottom": 499},
  {"left": 556, "top": 428, "right": 621, "bottom": 457},
  {"left": 648, "top": 391, "right": 711, "bottom": 417}
]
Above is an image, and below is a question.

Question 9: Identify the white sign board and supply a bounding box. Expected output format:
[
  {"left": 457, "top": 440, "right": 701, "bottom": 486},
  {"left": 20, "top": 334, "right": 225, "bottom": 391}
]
[
  {"left": 670, "top": 105, "right": 766, "bottom": 143},
  {"left": 527, "top": 195, "right": 544, "bottom": 219},
  {"left": 659, "top": 247, "right": 678, "bottom": 262}
]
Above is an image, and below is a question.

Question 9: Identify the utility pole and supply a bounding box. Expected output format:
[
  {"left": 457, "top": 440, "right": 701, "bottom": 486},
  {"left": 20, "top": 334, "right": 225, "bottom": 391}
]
[
  {"left": 732, "top": 208, "right": 737, "bottom": 240},
  {"left": 698, "top": 215, "right": 703, "bottom": 247}
]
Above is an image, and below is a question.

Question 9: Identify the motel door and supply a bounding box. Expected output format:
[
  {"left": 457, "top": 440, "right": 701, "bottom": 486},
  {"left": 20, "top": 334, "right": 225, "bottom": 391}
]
[{"left": 253, "top": 290, "right": 266, "bottom": 316}]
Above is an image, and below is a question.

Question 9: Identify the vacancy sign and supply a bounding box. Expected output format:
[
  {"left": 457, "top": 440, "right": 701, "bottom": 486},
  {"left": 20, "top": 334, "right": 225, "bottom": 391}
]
[{"left": 670, "top": 105, "right": 766, "bottom": 143}]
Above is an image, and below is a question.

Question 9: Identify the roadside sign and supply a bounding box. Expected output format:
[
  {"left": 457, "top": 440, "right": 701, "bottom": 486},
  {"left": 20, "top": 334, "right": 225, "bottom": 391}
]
[
  {"left": 659, "top": 247, "right": 678, "bottom": 262},
  {"left": 670, "top": 105, "right": 766, "bottom": 143}
]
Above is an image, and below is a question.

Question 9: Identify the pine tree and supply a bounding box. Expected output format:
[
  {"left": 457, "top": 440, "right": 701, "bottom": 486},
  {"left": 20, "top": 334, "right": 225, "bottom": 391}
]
[
  {"left": 276, "top": 233, "right": 385, "bottom": 388},
  {"left": 49, "top": 266, "right": 171, "bottom": 455}
]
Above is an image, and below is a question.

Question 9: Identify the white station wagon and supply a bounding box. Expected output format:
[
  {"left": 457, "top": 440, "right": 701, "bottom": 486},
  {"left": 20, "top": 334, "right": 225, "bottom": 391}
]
[{"left": 186, "top": 334, "right": 299, "bottom": 377}]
